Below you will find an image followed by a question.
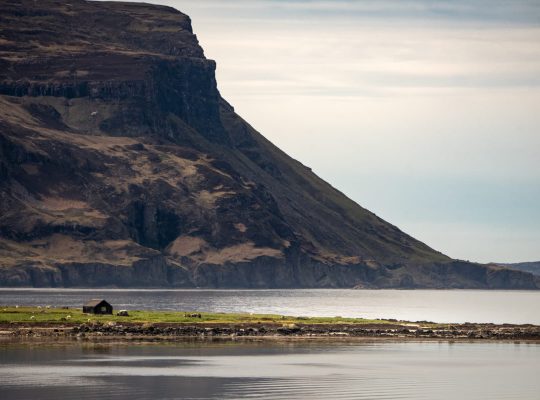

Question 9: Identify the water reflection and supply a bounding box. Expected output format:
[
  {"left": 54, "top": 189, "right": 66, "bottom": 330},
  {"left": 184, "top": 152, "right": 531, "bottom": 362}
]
[{"left": 0, "top": 341, "right": 538, "bottom": 399}]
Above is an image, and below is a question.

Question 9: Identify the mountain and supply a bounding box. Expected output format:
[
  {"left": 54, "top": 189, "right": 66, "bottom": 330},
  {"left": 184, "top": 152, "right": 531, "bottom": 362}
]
[
  {"left": 0, "top": 0, "right": 537, "bottom": 289},
  {"left": 497, "top": 262, "right": 540, "bottom": 277}
]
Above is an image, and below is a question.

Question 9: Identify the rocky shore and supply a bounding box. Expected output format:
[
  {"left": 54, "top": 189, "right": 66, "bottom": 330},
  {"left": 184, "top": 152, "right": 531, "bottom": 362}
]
[{"left": 2, "top": 322, "right": 539, "bottom": 341}]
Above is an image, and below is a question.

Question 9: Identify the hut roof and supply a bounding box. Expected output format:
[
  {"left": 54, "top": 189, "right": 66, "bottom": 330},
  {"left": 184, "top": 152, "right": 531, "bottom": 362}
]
[{"left": 84, "top": 299, "right": 109, "bottom": 307}]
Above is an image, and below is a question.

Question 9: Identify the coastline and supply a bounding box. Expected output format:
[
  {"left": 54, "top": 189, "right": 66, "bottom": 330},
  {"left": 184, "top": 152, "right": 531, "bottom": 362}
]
[
  {"left": 2, "top": 322, "right": 539, "bottom": 343},
  {"left": 1, "top": 307, "right": 539, "bottom": 343}
]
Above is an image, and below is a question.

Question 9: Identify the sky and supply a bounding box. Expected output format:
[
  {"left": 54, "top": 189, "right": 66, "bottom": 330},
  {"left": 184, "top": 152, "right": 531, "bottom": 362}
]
[{"left": 119, "top": 0, "right": 539, "bottom": 263}]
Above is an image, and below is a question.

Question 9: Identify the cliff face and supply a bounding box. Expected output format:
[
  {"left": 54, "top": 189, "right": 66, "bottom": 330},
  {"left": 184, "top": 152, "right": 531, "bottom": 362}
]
[{"left": 0, "top": 0, "right": 537, "bottom": 289}]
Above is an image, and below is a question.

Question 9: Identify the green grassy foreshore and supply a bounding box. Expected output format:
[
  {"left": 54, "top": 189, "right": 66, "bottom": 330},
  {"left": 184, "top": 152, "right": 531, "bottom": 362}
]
[
  {"left": 0, "top": 306, "right": 405, "bottom": 326},
  {"left": 2, "top": 306, "right": 539, "bottom": 341}
]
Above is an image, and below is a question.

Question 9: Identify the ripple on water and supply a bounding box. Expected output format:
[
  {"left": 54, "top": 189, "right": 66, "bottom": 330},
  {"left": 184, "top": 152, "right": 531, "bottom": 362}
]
[{"left": 0, "top": 342, "right": 539, "bottom": 399}]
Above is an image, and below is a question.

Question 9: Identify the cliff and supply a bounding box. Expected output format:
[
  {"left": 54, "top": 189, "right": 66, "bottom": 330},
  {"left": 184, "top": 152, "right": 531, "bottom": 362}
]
[{"left": 0, "top": 0, "right": 537, "bottom": 289}]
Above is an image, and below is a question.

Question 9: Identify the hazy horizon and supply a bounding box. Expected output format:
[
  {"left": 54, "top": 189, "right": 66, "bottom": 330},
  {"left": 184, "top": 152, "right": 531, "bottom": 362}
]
[{"left": 112, "top": 0, "right": 540, "bottom": 263}]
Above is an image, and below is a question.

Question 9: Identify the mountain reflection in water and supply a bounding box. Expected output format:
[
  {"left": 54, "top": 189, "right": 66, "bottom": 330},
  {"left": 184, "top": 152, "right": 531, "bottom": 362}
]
[{"left": 1, "top": 341, "right": 538, "bottom": 400}]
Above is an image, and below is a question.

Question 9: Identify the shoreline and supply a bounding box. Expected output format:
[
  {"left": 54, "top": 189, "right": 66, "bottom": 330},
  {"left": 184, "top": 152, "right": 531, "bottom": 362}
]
[
  {"left": 2, "top": 322, "right": 539, "bottom": 343},
  {"left": 1, "top": 307, "right": 539, "bottom": 343}
]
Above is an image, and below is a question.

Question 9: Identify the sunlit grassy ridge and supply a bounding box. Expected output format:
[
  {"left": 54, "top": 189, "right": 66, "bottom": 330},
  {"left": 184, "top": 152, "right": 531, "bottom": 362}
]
[{"left": 0, "top": 306, "right": 406, "bottom": 325}]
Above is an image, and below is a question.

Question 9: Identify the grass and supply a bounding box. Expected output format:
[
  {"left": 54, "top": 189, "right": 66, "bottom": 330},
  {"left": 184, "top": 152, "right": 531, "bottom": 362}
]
[{"left": 0, "top": 306, "right": 410, "bottom": 326}]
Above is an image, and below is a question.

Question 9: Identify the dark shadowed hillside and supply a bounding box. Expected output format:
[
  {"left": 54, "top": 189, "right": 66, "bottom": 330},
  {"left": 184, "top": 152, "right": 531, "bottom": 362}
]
[{"left": 0, "top": 0, "right": 537, "bottom": 289}]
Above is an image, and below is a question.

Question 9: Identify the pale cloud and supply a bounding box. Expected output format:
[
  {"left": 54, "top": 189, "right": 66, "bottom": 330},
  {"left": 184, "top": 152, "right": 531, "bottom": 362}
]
[
  {"left": 203, "top": 26, "right": 540, "bottom": 97},
  {"left": 155, "top": 0, "right": 540, "bottom": 25}
]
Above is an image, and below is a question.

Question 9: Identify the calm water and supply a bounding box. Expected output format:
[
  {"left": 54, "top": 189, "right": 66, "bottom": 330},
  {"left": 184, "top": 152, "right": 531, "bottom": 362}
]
[
  {"left": 0, "top": 341, "right": 539, "bottom": 400},
  {"left": 1, "top": 288, "right": 539, "bottom": 324}
]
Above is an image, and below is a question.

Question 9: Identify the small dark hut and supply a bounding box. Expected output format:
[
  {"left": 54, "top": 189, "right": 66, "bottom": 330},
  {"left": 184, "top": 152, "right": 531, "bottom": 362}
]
[{"left": 83, "top": 299, "right": 113, "bottom": 315}]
